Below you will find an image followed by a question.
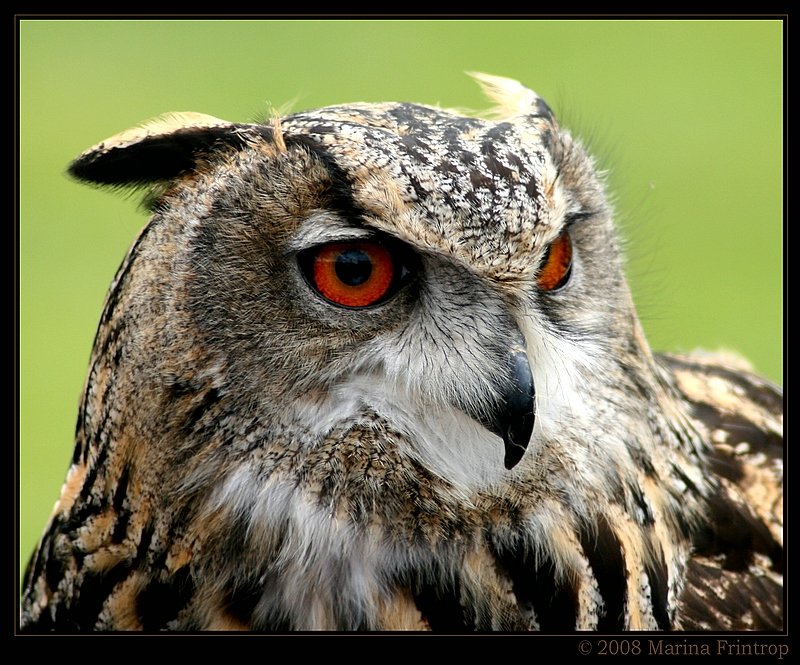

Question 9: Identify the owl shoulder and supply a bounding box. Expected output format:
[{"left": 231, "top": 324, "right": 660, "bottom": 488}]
[{"left": 657, "top": 351, "right": 783, "bottom": 630}]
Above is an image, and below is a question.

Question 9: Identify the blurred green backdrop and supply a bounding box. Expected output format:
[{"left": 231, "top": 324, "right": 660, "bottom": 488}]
[{"left": 19, "top": 20, "right": 783, "bottom": 579}]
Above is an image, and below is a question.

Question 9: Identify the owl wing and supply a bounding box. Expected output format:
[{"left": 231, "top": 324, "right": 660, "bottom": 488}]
[{"left": 657, "top": 352, "right": 784, "bottom": 630}]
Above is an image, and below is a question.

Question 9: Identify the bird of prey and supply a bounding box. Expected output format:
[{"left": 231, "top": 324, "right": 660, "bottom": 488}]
[{"left": 20, "top": 74, "right": 783, "bottom": 631}]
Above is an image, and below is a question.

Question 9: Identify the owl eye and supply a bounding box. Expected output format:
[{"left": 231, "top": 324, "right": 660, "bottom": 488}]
[
  {"left": 537, "top": 231, "right": 573, "bottom": 292},
  {"left": 300, "top": 241, "right": 412, "bottom": 308}
]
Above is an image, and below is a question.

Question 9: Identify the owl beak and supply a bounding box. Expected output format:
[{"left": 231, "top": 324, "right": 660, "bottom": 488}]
[{"left": 476, "top": 344, "right": 536, "bottom": 470}]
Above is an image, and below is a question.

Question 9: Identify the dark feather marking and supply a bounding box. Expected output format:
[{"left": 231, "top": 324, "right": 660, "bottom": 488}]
[
  {"left": 627, "top": 442, "right": 657, "bottom": 478},
  {"left": 96, "top": 319, "right": 125, "bottom": 365},
  {"left": 136, "top": 524, "right": 155, "bottom": 562},
  {"left": 21, "top": 546, "right": 42, "bottom": 595},
  {"left": 76, "top": 404, "right": 92, "bottom": 466},
  {"left": 70, "top": 560, "right": 133, "bottom": 629},
  {"left": 694, "top": 490, "right": 782, "bottom": 573},
  {"left": 704, "top": 442, "right": 746, "bottom": 483},
  {"left": 72, "top": 429, "right": 84, "bottom": 465},
  {"left": 43, "top": 539, "right": 68, "bottom": 595},
  {"left": 659, "top": 354, "right": 783, "bottom": 416},
  {"left": 411, "top": 584, "right": 471, "bottom": 632},
  {"left": 533, "top": 97, "right": 555, "bottom": 120},
  {"left": 387, "top": 103, "right": 472, "bottom": 133},
  {"left": 670, "top": 463, "right": 700, "bottom": 495},
  {"left": 165, "top": 374, "right": 196, "bottom": 397},
  {"left": 224, "top": 579, "right": 263, "bottom": 628},
  {"left": 24, "top": 515, "right": 64, "bottom": 592},
  {"left": 483, "top": 152, "right": 520, "bottom": 185},
  {"left": 469, "top": 169, "right": 495, "bottom": 190},
  {"left": 578, "top": 517, "right": 627, "bottom": 631},
  {"left": 74, "top": 408, "right": 116, "bottom": 507},
  {"left": 20, "top": 604, "right": 57, "bottom": 632},
  {"left": 137, "top": 565, "right": 194, "bottom": 630},
  {"left": 399, "top": 134, "right": 433, "bottom": 165},
  {"left": 182, "top": 387, "right": 222, "bottom": 434},
  {"left": 283, "top": 134, "right": 367, "bottom": 224},
  {"left": 680, "top": 559, "right": 783, "bottom": 630},
  {"left": 688, "top": 400, "right": 782, "bottom": 465},
  {"left": 64, "top": 496, "right": 99, "bottom": 535},
  {"left": 110, "top": 467, "right": 131, "bottom": 543},
  {"left": 412, "top": 584, "right": 471, "bottom": 632},
  {"left": 50, "top": 594, "right": 77, "bottom": 631},
  {"left": 402, "top": 560, "right": 474, "bottom": 631},
  {"left": 524, "top": 174, "right": 540, "bottom": 200},
  {"left": 111, "top": 342, "right": 124, "bottom": 367},
  {"left": 491, "top": 540, "right": 579, "bottom": 631},
  {"left": 214, "top": 516, "right": 293, "bottom": 630},
  {"left": 626, "top": 482, "right": 655, "bottom": 525},
  {"left": 679, "top": 563, "right": 724, "bottom": 629},
  {"left": 645, "top": 549, "right": 671, "bottom": 630}
]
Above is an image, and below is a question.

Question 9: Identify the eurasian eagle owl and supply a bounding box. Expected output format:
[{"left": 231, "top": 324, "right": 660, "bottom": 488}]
[{"left": 21, "top": 75, "right": 783, "bottom": 632}]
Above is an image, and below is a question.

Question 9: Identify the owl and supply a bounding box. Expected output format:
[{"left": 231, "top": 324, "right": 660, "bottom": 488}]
[{"left": 20, "top": 74, "right": 782, "bottom": 632}]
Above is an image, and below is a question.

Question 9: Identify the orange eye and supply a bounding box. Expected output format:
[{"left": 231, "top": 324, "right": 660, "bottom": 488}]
[
  {"left": 304, "top": 241, "right": 399, "bottom": 308},
  {"left": 537, "top": 231, "right": 573, "bottom": 292}
]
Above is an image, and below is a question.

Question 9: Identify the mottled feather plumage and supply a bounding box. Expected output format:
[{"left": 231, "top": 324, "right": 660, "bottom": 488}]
[{"left": 21, "top": 75, "right": 783, "bottom": 632}]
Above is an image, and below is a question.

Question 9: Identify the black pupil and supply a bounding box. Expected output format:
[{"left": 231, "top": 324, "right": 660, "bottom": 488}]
[{"left": 335, "top": 249, "right": 373, "bottom": 286}]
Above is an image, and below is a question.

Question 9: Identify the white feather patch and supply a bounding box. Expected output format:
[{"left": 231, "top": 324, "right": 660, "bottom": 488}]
[{"left": 468, "top": 72, "right": 542, "bottom": 120}]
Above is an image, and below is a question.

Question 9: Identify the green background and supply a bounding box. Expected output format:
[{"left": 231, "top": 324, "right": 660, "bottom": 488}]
[{"left": 19, "top": 20, "right": 783, "bottom": 579}]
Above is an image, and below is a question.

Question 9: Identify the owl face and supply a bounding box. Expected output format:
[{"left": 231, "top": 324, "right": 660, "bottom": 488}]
[{"left": 70, "top": 76, "right": 641, "bottom": 490}]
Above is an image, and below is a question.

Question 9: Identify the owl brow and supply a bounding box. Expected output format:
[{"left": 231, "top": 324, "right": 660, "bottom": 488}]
[{"left": 287, "top": 216, "right": 376, "bottom": 253}]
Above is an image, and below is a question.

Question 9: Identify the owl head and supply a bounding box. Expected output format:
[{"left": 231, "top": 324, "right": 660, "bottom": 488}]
[{"left": 69, "top": 74, "right": 675, "bottom": 494}]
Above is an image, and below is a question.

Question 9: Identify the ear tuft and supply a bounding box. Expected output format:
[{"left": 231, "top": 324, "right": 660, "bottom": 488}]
[
  {"left": 467, "top": 72, "right": 554, "bottom": 122},
  {"left": 69, "top": 112, "right": 264, "bottom": 186}
]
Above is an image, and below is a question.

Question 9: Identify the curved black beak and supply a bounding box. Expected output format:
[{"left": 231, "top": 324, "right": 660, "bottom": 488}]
[{"left": 476, "top": 344, "right": 536, "bottom": 470}]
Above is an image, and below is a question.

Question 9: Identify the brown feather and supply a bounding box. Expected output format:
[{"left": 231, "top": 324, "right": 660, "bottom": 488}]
[{"left": 659, "top": 353, "right": 783, "bottom": 630}]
